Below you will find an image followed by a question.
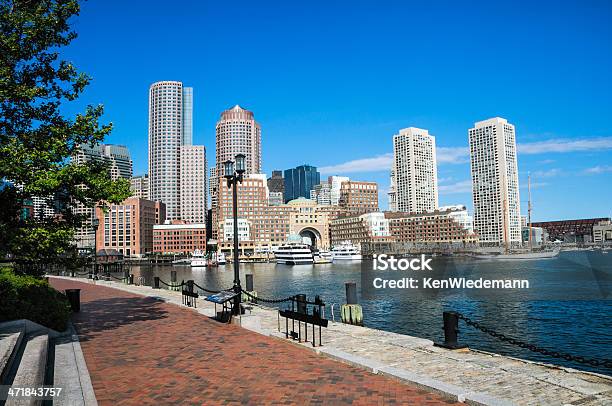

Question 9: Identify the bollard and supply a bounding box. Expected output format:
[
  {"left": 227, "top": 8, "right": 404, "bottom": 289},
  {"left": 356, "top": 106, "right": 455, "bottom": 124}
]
[
  {"left": 187, "top": 280, "right": 194, "bottom": 293},
  {"left": 65, "top": 289, "right": 81, "bottom": 312},
  {"left": 435, "top": 311, "right": 467, "bottom": 350},
  {"left": 171, "top": 270, "right": 177, "bottom": 283},
  {"left": 71, "top": 269, "right": 75, "bottom": 277},
  {"left": 345, "top": 282, "right": 358, "bottom": 305},
  {"left": 153, "top": 276, "right": 160, "bottom": 289},
  {"left": 129, "top": 274, "right": 134, "bottom": 285},
  {"left": 123, "top": 269, "right": 129, "bottom": 284},
  {"left": 296, "top": 294, "right": 307, "bottom": 314},
  {"left": 246, "top": 274, "right": 254, "bottom": 291}
]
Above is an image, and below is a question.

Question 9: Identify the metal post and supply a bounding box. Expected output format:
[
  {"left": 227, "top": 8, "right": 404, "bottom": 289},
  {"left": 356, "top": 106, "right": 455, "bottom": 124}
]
[
  {"left": 345, "top": 282, "right": 358, "bottom": 304},
  {"left": 153, "top": 276, "right": 160, "bottom": 289},
  {"left": 435, "top": 311, "right": 466, "bottom": 349},
  {"left": 232, "top": 178, "right": 241, "bottom": 315}
]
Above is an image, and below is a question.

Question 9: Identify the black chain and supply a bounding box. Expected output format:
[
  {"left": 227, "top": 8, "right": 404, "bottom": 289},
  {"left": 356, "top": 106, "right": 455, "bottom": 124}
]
[
  {"left": 158, "top": 279, "right": 184, "bottom": 288},
  {"left": 192, "top": 282, "right": 225, "bottom": 294},
  {"left": 240, "top": 288, "right": 294, "bottom": 303},
  {"left": 458, "top": 314, "right": 612, "bottom": 369},
  {"left": 75, "top": 271, "right": 90, "bottom": 276},
  {"left": 108, "top": 274, "right": 126, "bottom": 281}
]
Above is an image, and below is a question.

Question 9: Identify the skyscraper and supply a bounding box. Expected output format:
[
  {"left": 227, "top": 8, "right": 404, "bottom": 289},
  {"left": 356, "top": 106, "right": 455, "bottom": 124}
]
[
  {"left": 469, "top": 117, "right": 521, "bottom": 247},
  {"left": 215, "top": 105, "right": 261, "bottom": 177},
  {"left": 392, "top": 127, "right": 438, "bottom": 213},
  {"left": 131, "top": 174, "right": 149, "bottom": 200},
  {"left": 284, "top": 165, "right": 320, "bottom": 202},
  {"left": 148, "top": 81, "right": 193, "bottom": 220},
  {"left": 329, "top": 176, "right": 349, "bottom": 205},
  {"left": 180, "top": 145, "right": 207, "bottom": 224}
]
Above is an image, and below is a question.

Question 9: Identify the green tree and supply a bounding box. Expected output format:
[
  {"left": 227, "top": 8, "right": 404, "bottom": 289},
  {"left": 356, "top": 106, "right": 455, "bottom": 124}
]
[{"left": 0, "top": 0, "right": 131, "bottom": 275}]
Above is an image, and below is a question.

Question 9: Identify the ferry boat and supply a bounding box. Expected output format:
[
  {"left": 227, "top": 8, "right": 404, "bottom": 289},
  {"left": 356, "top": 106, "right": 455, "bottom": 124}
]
[
  {"left": 217, "top": 252, "right": 227, "bottom": 265},
  {"left": 274, "top": 243, "right": 314, "bottom": 265},
  {"left": 313, "top": 250, "right": 333, "bottom": 264},
  {"left": 191, "top": 249, "right": 207, "bottom": 267},
  {"left": 331, "top": 242, "right": 362, "bottom": 261}
]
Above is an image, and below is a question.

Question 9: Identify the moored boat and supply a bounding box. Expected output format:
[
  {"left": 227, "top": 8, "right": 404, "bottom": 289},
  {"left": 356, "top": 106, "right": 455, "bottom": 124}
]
[
  {"left": 191, "top": 249, "right": 207, "bottom": 267},
  {"left": 274, "top": 243, "right": 314, "bottom": 265},
  {"left": 331, "top": 241, "right": 362, "bottom": 261}
]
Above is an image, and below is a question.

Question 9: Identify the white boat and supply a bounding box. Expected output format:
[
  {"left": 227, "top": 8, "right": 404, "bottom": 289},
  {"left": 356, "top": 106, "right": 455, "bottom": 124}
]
[
  {"left": 274, "top": 243, "right": 314, "bottom": 265},
  {"left": 191, "top": 249, "right": 207, "bottom": 267},
  {"left": 473, "top": 248, "right": 560, "bottom": 261},
  {"left": 313, "top": 251, "right": 333, "bottom": 264},
  {"left": 217, "top": 252, "right": 227, "bottom": 265},
  {"left": 331, "top": 241, "right": 362, "bottom": 261},
  {"left": 172, "top": 258, "right": 191, "bottom": 265}
]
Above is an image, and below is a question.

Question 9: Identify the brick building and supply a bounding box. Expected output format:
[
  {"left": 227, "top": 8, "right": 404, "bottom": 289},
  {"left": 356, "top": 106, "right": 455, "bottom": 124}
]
[
  {"left": 153, "top": 220, "right": 207, "bottom": 255},
  {"left": 339, "top": 181, "right": 379, "bottom": 216}
]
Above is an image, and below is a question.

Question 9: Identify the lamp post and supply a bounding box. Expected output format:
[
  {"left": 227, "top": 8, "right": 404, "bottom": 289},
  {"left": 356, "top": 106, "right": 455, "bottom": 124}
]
[
  {"left": 92, "top": 217, "right": 100, "bottom": 279},
  {"left": 224, "top": 154, "right": 246, "bottom": 315}
]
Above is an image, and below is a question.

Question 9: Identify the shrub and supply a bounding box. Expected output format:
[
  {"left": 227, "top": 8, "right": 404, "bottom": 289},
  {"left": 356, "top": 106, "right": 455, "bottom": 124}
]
[{"left": 0, "top": 267, "right": 71, "bottom": 331}]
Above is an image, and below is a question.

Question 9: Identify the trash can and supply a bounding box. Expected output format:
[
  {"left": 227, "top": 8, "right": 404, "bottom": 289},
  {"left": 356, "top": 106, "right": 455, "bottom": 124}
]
[{"left": 65, "top": 289, "right": 81, "bottom": 312}]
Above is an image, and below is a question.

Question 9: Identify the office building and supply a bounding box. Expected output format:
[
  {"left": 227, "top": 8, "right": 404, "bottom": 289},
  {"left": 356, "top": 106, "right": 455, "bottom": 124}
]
[
  {"left": 338, "top": 180, "right": 379, "bottom": 216},
  {"left": 267, "top": 170, "right": 284, "bottom": 195},
  {"left": 310, "top": 182, "right": 332, "bottom": 205},
  {"left": 593, "top": 220, "right": 612, "bottom": 243},
  {"left": 153, "top": 220, "right": 207, "bottom": 255},
  {"left": 215, "top": 105, "right": 261, "bottom": 177},
  {"left": 95, "top": 197, "right": 165, "bottom": 258},
  {"left": 179, "top": 145, "right": 207, "bottom": 224},
  {"left": 284, "top": 165, "right": 320, "bottom": 202},
  {"left": 329, "top": 176, "right": 349, "bottom": 205},
  {"left": 268, "top": 191, "right": 284, "bottom": 206},
  {"left": 392, "top": 127, "right": 438, "bottom": 213},
  {"left": 439, "top": 205, "right": 474, "bottom": 233},
  {"left": 131, "top": 174, "right": 149, "bottom": 200},
  {"left": 532, "top": 218, "right": 609, "bottom": 242},
  {"left": 388, "top": 169, "right": 397, "bottom": 212},
  {"left": 469, "top": 117, "right": 521, "bottom": 247},
  {"left": 385, "top": 208, "right": 478, "bottom": 245},
  {"left": 148, "top": 81, "right": 193, "bottom": 220},
  {"left": 287, "top": 198, "right": 331, "bottom": 249}
]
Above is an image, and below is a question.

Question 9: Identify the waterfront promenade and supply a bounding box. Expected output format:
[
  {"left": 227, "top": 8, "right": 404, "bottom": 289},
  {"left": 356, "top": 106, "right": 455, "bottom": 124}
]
[
  {"left": 49, "top": 278, "right": 456, "bottom": 405},
  {"left": 49, "top": 276, "right": 612, "bottom": 405}
]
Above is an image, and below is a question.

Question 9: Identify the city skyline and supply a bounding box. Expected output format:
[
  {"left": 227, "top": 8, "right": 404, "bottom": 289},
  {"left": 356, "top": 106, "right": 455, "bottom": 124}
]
[{"left": 61, "top": 0, "right": 612, "bottom": 221}]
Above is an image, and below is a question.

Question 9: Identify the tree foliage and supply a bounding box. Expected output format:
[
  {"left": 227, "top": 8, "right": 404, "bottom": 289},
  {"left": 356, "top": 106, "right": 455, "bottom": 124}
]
[{"left": 0, "top": 0, "right": 131, "bottom": 274}]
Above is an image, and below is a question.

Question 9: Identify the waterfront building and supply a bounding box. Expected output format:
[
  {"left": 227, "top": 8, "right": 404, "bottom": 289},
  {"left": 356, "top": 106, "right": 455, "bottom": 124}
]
[
  {"left": 384, "top": 208, "right": 478, "bottom": 245},
  {"left": 310, "top": 182, "right": 332, "bottom": 205},
  {"left": 469, "top": 117, "right": 521, "bottom": 247},
  {"left": 329, "top": 176, "right": 350, "bottom": 205},
  {"left": 522, "top": 226, "right": 548, "bottom": 247},
  {"left": 209, "top": 167, "right": 218, "bottom": 239},
  {"left": 153, "top": 220, "right": 207, "bottom": 255},
  {"left": 531, "top": 218, "right": 610, "bottom": 242},
  {"left": 223, "top": 218, "right": 251, "bottom": 242},
  {"left": 179, "top": 145, "right": 207, "bottom": 224},
  {"left": 338, "top": 180, "right": 379, "bottom": 216},
  {"left": 268, "top": 191, "right": 284, "bottom": 206},
  {"left": 148, "top": 81, "right": 193, "bottom": 221},
  {"left": 217, "top": 174, "right": 292, "bottom": 254},
  {"left": 73, "top": 143, "right": 133, "bottom": 249},
  {"left": 130, "top": 174, "right": 149, "bottom": 200},
  {"left": 392, "top": 127, "right": 438, "bottom": 213},
  {"left": 593, "top": 220, "right": 612, "bottom": 243},
  {"left": 215, "top": 105, "right": 261, "bottom": 177},
  {"left": 330, "top": 212, "right": 393, "bottom": 247},
  {"left": 95, "top": 197, "right": 165, "bottom": 258},
  {"left": 287, "top": 198, "right": 331, "bottom": 249},
  {"left": 267, "top": 170, "right": 284, "bottom": 196},
  {"left": 439, "top": 205, "right": 474, "bottom": 234},
  {"left": 284, "top": 165, "right": 320, "bottom": 203}
]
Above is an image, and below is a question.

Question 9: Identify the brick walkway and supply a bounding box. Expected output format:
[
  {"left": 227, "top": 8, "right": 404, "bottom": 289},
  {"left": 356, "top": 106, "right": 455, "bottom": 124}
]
[{"left": 50, "top": 278, "right": 457, "bottom": 405}]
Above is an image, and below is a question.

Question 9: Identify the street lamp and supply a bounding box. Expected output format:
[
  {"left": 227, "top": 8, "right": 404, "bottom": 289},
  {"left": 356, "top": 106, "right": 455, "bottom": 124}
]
[
  {"left": 92, "top": 217, "right": 100, "bottom": 279},
  {"left": 224, "top": 154, "right": 246, "bottom": 315}
]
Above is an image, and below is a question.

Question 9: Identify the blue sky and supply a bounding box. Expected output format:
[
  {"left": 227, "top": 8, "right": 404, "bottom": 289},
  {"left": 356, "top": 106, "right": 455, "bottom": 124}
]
[{"left": 63, "top": 0, "right": 612, "bottom": 221}]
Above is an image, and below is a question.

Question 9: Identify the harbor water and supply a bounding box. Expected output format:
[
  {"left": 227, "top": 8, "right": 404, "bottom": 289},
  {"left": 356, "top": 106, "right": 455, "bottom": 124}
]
[{"left": 121, "top": 250, "right": 611, "bottom": 376}]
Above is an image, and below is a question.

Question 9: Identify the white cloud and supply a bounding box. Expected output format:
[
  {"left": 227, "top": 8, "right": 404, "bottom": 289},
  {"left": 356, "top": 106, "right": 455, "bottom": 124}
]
[
  {"left": 584, "top": 165, "right": 612, "bottom": 174},
  {"left": 319, "top": 153, "right": 393, "bottom": 174},
  {"left": 530, "top": 168, "right": 562, "bottom": 178},
  {"left": 318, "top": 137, "right": 612, "bottom": 175},
  {"left": 439, "top": 180, "right": 472, "bottom": 195}
]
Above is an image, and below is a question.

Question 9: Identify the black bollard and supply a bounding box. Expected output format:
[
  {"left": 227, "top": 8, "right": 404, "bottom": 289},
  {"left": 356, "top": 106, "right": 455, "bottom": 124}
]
[
  {"left": 129, "top": 274, "right": 134, "bottom": 285},
  {"left": 345, "top": 282, "right": 358, "bottom": 305},
  {"left": 296, "top": 294, "right": 307, "bottom": 314},
  {"left": 153, "top": 276, "right": 160, "bottom": 289},
  {"left": 435, "top": 311, "right": 466, "bottom": 349},
  {"left": 65, "top": 289, "right": 81, "bottom": 312},
  {"left": 246, "top": 274, "right": 254, "bottom": 291},
  {"left": 171, "top": 271, "right": 177, "bottom": 284},
  {"left": 187, "top": 280, "right": 194, "bottom": 293}
]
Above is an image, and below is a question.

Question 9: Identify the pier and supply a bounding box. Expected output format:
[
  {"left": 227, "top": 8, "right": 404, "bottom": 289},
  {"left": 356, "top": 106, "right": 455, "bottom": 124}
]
[{"left": 49, "top": 275, "right": 612, "bottom": 405}]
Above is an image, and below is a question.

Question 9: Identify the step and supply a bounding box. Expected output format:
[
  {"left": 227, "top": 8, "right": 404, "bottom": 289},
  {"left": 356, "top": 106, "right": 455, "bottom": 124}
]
[
  {"left": 53, "top": 333, "right": 97, "bottom": 406},
  {"left": 5, "top": 333, "right": 49, "bottom": 406},
  {"left": 0, "top": 327, "right": 25, "bottom": 384}
]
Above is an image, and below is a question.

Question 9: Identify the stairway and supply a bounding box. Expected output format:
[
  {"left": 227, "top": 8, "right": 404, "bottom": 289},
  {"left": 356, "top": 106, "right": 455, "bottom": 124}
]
[{"left": 0, "top": 320, "right": 96, "bottom": 406}]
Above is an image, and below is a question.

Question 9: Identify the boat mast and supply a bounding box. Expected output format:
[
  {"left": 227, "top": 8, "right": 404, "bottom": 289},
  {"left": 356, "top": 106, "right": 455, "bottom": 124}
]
[{"left": 528, "top": 172, "right": 532, "bottom": 251}]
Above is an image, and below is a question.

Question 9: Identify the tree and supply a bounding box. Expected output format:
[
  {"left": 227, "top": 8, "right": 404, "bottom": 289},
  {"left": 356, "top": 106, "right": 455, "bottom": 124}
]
[{"left": 0, "top": 0, "right": 131, "bottom": 275}]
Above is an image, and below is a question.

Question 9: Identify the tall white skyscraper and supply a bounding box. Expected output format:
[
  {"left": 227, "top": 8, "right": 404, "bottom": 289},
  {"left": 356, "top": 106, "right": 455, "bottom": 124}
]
[
  {"left": 388, "top": 169, "right": 397, "bottom": 212},
  {"left": 215, "top": 105, "right": 261, "bottom": 177},
  {"left": 329, "top": 176, "right": 349, "bottom": 205},
  {"left": 180, "top": 145, "right": 207, "bottom": 224},
  {"left": 148, "top": 81, "right": 193, "bottom": 220},
  {"left": 469, "top": 117, "right": 521, "bottom": 246},
  {"left": 392, "top": 127, "right": 438, "bottom": 213}
]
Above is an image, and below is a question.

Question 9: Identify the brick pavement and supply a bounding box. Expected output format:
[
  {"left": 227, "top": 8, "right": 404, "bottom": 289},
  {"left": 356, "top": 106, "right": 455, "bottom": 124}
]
[{"left": 50, "top": 278, "right": 458, "bottom": 405}]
